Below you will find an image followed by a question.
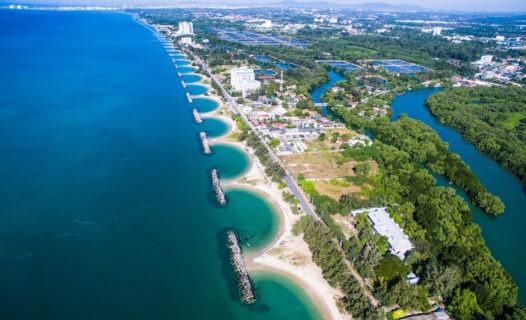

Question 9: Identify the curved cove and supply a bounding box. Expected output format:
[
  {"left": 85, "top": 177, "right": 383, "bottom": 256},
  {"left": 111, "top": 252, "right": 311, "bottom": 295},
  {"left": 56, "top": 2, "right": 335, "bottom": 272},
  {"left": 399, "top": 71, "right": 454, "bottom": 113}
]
[
  {"left": 216, "top": 189, "right": 279, "bottom": 253},
  {"left": 237, "top": 271, "right": 324, "bottom": 320},
  {"left": 200, "top": 117, "right": 230, "bottom": 138},
  {"left": 193, "top": 97, "right": 219, "bottom": 113},
  {"left": 174, "top": 60, "right": 191, "bottom": 66},
  {"left": 177, "top": 66, "right": 196, "bottom": 73},
  {"left": 170, "top": 55, "right": 186, "bottom": 60},
  {"left": 186, "top": 84, "right": 208, "bottom": 96},
  {"left": 181, "top": 74, "right": 202, "bottom": 83},
  {"left": 207, "top": 144, "right": 250, "bottom": 179}
]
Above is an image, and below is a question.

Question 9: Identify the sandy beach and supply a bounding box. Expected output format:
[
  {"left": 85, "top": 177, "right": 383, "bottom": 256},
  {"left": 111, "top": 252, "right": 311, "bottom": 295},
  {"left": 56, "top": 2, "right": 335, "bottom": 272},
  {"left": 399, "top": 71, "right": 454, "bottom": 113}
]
[
  {"left": 225, "top": 141, "right": 351, "bottom": 320},
  {"left": 199, "top": 94, "right": 350, "bottom": 319},
  {"left": 152, "top": 28, "right": 350, "bottom": 320}
]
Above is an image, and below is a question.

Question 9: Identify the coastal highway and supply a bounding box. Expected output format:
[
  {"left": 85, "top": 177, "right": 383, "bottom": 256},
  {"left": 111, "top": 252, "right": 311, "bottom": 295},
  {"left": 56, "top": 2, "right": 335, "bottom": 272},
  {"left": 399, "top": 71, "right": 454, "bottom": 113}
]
[
  {"left": 182, "top": 47, "right": 319, "bottom": 220},
  {"left": 180, "top": 44, "right": 382, "bottom": 306}
]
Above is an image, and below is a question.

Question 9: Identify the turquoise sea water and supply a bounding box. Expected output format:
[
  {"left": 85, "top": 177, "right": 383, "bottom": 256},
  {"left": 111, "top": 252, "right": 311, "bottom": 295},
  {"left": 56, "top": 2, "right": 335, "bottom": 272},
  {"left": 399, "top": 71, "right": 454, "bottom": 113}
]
[
  {"left": 391, "top": 88, "right": 526, "bottom": 305},
  {"left": 0, "top": 9, "right": 321, "bottom": 319}
]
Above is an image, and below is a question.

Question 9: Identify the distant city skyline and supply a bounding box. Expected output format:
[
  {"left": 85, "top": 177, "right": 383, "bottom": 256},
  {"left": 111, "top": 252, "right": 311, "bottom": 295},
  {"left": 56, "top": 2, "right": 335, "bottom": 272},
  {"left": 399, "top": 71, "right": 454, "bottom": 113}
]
[{"left": 4, "top": 0, "right": 526, "bottom": 12}]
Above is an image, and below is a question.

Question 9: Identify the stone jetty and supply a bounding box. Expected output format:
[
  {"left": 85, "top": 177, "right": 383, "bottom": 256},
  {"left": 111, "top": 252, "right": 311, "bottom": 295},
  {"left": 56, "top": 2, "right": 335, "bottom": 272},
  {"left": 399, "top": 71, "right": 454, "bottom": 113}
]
[
  {"left": 181, "top": 80, "right": 187, "bottom": 88},
  {"left": 177, "top": 71, "right": 182, "bottom": 77},
  {"left": 211, "top": 169, "right": 226, "bottom": 205},
  {"left": 186, "top": 92, "right": 193, "bottom": 103},
  {"left": 226, "top": 231, "right": 256, "bottom": 304},
  {"left": 193, "top": 109, "right": 202, "bottom": 123},
  {"left": 200, "top": 132, "right": 211, "bottom": 154}
]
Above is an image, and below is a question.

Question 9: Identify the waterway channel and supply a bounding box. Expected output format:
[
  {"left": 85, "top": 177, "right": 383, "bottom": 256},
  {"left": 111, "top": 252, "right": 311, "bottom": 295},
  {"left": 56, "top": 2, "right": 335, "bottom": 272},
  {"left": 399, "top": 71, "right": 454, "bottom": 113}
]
[
  {"left": 390, "top": 88, "right": 526, "bottom": 305},
  {"left": 313, "top": 71, "right": 526, "bottom": 304},
  {"left": 311, "top": 70, "right": 345, "bottom": 117}
]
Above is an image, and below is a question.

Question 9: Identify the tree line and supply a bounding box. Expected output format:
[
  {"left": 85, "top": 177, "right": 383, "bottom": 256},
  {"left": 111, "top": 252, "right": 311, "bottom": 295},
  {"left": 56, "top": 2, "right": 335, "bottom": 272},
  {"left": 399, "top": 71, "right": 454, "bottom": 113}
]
[
  {"left": 425, "top": 86, "right": 526, "bottom": 185},
  {"left": 371, "top": 115, "right": 505, "bottom": 216},
  {"left": 294, "top": 215, "right": 382, "bottom": 319}
]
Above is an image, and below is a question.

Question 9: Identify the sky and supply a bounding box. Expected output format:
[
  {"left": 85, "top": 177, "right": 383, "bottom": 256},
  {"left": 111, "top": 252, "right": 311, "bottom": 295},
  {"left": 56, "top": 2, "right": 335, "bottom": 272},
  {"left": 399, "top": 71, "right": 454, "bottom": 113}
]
[{"left": 6, "top": 0, "right": 526, "bottom": 12}]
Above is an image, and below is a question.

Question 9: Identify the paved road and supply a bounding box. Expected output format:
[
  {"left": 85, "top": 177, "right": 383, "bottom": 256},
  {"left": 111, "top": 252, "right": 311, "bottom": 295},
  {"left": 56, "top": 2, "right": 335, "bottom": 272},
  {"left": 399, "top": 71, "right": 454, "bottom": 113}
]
[
  {"left": 182, "top": 44, "right": 383, "bottom": 305},
  {"left": 182, "top": 47, "right": 319, "bottom": 220}
]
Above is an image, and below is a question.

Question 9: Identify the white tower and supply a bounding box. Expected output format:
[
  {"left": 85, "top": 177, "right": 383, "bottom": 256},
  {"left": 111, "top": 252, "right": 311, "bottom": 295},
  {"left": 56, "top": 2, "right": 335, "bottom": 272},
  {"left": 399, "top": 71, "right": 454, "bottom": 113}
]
[{"left": 279, "top": 70, "right": 284, "bottom": 93}]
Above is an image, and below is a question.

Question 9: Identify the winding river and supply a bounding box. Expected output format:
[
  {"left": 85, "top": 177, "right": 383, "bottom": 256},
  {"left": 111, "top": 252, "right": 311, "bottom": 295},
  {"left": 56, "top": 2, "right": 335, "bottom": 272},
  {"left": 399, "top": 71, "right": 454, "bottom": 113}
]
[
  {"left": 313, "top": 70, "right": 526, "bottom": 304},
  {"left": 390, "top": 88, "right": 526, "bottom": 305}
]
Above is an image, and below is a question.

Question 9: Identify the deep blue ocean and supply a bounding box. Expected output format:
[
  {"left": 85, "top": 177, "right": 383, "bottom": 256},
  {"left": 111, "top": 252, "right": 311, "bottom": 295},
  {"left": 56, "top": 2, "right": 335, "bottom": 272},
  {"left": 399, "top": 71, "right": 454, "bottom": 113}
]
[{"left": 0, "top": 9, "right": 321, "bottom": 319}]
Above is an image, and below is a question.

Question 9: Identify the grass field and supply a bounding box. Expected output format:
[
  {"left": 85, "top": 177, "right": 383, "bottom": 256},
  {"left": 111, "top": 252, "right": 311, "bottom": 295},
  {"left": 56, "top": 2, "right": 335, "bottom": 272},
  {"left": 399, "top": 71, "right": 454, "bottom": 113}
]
[
  {"left": 503, "top": 112, "right": 526, "bottom": 130},
  {"left": 282, "top": 151, "right": 356, "bottom": 179}
]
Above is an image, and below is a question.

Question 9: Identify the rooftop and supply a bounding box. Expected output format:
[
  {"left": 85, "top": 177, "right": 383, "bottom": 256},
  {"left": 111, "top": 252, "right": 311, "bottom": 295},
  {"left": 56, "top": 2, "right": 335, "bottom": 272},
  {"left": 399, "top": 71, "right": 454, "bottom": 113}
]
[{"left": 351, "top": 207, "right": 413, "bottom": 260}]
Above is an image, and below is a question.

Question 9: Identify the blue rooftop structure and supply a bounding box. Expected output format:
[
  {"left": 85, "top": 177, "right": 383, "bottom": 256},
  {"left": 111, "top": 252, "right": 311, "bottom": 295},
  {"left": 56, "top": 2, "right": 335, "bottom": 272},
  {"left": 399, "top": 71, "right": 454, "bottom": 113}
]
[
  {"left": 317, "top": 60, "right": 362, "bottom": 72},
  {"left": 254, "top": 69, "right": 277, "bottom": 76},
  {"left": 374, "top": 60, "right": 430, "bottom": 74},
  {"left": 208, "top": 28, "right": 310, "bottom": 48}
]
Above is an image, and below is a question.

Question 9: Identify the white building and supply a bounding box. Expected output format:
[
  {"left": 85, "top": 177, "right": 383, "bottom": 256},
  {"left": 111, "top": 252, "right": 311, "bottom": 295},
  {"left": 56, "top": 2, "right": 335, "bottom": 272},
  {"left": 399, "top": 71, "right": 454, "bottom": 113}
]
[
  {"left": 230, "top": 67, "right": 261, "bottom": 95},
  {"left": 480, "top": 55, "right": 493, "bottom": 64},
  {"left": 176, "top": 22, "right": 194, "bottom": 36},
  {"left": 433, "top": 27, "right": 442, "bottom": 36},
  {"left": 248, "top": 19, "right": 272, "bottom": 29},
  {"left": 482, "top": 70, "right": 495, "bottom": 79},
  {"left": 473, "top": 55, "right": 493, "bottom": 66},
  {"left": 351, "top": 207, "right": 413, "bottom": 260},
  {"left": 179, "top": 37, "right": 193, "bottom": 45}
]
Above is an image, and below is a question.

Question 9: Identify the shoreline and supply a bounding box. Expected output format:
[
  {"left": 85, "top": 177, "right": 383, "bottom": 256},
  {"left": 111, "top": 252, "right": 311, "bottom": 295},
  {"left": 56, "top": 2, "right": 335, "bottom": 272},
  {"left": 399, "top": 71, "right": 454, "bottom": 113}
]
[
  {"left": 199, "top": 81, "right": 349, "bottom": 319},
  {"left": 156, "top": 30, "right": 347, "bottom": 319},
  {"left": 219, "top": 133, "right": 350, "bottom": 320}
]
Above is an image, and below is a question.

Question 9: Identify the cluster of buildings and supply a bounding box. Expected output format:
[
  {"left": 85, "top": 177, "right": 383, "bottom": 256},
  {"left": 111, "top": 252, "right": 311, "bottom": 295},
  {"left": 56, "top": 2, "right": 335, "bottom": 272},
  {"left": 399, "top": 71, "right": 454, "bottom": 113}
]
[
  {"left": 245, "top": 18, "right": 272, "bottom": 29},
  {"left": 421, "top": 26, "right": 442, "bottom": 36},
  {"left": 472, "top": 55, "right": 524, "bottom": 84},
  {"left": 153, "top": 21, "right": 195, "bottom": 45}
]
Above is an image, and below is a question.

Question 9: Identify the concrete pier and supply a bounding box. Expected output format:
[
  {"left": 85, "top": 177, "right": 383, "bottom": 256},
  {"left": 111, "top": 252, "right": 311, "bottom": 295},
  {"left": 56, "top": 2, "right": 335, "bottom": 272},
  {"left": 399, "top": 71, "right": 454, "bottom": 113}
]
[
  {"left": 211, "top": 169, "right": 226, "bottom": 205},
  {"left": 181, "top": 80, "right": 187, "bottom": 88},
  {"left": 193, "top": 109, "right": 202, "bottom": 123},
  {"left": 200, "top": 132, "right": 211, "bottom": 154},
  {"left": 226, "top": 231, "right": 256, "bottom": 304},
  {"left": 177, "top": 71, "right": 182, "bottom": 77},
  {"left": 186, "top": 92, "right": 193, "bottom": 103}
]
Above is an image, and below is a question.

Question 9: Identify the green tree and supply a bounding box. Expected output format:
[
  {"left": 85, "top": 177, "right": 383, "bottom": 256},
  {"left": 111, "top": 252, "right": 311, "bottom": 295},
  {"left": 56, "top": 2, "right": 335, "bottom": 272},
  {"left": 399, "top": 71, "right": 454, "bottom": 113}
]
[
  {"left": 424, "top": 261, "right": 461, "bottom": 299},
  {"left": 269, "top": 138, "right": 281, "bottom": 149},
  {"left": 449, "top": 288, "right": 483, "bottom": 320},
  {"left": 474, "top": 191, "right": 505, "bottom": 216},
  {"left": 282, "top": 191, "right": 295, "bottom": 204},
  {"left": 375, "top": 254, "right": 408, "bottom": 280},
  {"left": 296, "top": 99, "right": 312, "bottom": 109},
  {"left": 354, "top": 162, "right": 372, "bottom": 176}
]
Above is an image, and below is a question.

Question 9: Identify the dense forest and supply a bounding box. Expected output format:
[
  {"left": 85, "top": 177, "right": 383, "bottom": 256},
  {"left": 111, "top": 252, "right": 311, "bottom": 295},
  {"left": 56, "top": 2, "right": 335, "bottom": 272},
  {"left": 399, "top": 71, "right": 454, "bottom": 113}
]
[
  {"left": 371, "top": 115, "right": 505, "bottom": 216},
  {"left": 328, "top": 104, "right": 505, "bottom": 216},
  {"left": 294, "top": 140, "right": 523, "bottom": 319},
  {"left": 370, "top": 142, "right": 521, "bottom": 319},
  {"left": 425, "top": 87, "right": 526, "bottom": 185}
]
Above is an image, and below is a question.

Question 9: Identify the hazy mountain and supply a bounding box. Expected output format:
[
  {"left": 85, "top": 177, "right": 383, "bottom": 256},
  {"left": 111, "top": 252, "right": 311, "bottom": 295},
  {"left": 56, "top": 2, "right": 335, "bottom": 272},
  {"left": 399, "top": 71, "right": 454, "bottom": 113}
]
[{"left": 260, "top": 0, "right": 427, "bottom": 11}]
